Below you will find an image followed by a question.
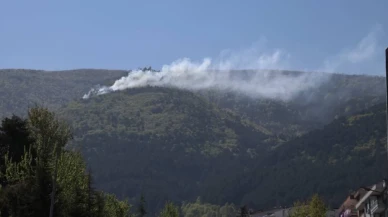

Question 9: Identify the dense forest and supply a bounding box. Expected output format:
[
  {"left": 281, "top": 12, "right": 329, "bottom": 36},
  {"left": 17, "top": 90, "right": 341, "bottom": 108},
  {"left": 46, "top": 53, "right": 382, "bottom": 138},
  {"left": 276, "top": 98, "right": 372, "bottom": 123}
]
[
  {"left": 201, "top": 103, "right": 388, "bottom": 209},
  {"left": 0, "top": 107, "right": 239, "bottom": 217},
  {"left": 59, "top": 87, "right": 275, "bottom": 212},
  {"left": 0, "top": 69, "right": 127, "bottom": 118},
  {"left": 0, "top": 69, "right": 386, "bottom": 215}
]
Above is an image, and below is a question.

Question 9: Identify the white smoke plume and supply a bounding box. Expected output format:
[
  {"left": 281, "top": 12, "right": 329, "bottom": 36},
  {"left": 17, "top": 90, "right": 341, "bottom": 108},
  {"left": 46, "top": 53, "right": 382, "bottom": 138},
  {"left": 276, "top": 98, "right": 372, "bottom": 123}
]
[
  {"left": 83, "top": 26, "right": 383, "bottom": 101},
  {"left": 83, "top": 41, "right": 328, "bottom": 101},
  {"left": 320, "top": 24, "right": 384, "bottom": 74}
]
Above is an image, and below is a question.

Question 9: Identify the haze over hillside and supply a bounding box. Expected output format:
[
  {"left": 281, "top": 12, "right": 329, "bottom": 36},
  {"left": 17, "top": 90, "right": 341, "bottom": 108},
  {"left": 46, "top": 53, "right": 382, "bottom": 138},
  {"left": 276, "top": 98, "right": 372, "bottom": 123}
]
[
  {"left": 1, "top": 1, "right": 388, "bottom": 216},
  {"left": 0, "top": 68, "right": 386, "bottom": 213},
  {"left": 203, "top": 103, "right": 388, "bottom": 208}
]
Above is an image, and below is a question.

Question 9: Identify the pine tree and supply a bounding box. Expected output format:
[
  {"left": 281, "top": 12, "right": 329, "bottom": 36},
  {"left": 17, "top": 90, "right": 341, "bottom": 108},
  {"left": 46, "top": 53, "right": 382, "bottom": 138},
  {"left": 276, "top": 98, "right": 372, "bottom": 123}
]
[
  {"left": 95, "top": 192, "right": 106, "bottom": 217},
  {"left": 87, "top": 169, "right": 93, "bottom": 216},
  {"left": 240, "top": 205, "right": 249, "bottom": 217},
  {"left": 138, "top": 194, "right": 147, "bottom": 217}
]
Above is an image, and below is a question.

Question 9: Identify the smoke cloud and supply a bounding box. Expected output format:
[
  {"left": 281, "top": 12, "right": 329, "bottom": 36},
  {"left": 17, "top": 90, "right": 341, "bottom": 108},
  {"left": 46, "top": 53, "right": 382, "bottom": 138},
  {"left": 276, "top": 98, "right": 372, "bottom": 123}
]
[
  {"left": 83, "top": 26, "right": 383, "bottom": 101},
  {"left": 321, "top": 24, "right": 384, "bottom": 74},
  {"left": 83, "top": 42, "right": 328, "bottom": 101}
]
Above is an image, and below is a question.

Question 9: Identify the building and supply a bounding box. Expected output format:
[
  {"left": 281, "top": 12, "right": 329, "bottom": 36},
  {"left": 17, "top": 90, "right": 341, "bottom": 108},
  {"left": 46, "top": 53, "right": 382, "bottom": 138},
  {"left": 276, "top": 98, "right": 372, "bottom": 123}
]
[
  {"left": 249, "top": 207, "right": 336, "bottom": 217},
  {"left": 337, "top": 188, "right": 367, "bottom": 217},
  {"left": 336, "top": 180, "right": 388, "bottom": 217},
  {"left": 355, "top": 180, "right": 387, "bottom": 217}
]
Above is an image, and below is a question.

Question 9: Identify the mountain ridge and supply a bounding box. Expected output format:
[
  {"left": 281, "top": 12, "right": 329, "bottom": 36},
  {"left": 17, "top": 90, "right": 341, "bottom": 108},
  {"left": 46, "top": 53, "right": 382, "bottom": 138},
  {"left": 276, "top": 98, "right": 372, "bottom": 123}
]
[
  {"left": 201, "top": 103, "right": 388, "bottom": 209},
  {"left": 1, "top": 68, "right": 387, "bottom": 212}
]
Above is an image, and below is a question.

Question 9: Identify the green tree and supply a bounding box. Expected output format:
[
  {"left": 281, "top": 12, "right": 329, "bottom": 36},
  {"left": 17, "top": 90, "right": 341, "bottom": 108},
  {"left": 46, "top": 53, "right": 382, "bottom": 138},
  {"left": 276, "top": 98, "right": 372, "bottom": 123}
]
[
  {"left": 0, "top": 149, "right": 36, "bottom": 217},
  {"left": 219, "top": 203, "right": 237, "bottom": 217},
  {"left": 56, "top": 151, "right": 89, "bottom": 216},
  {"left": 290, "top": 200, "right": 309, "bottom": 217},
  {"left": 0, "top": 115, "right": 34, "bottom": 166},
  {"left": 0, "top": 108, "right": 132, "bottom": 217},
  {"left": 159, "top": 201, "right": 179, "bottom": 217},
  {"left": 102, "top": 194, "right": 131, "bottom": 217},
  {"left": 290, "top": 194, "right": 327, "bottom": 217},
  {"left": 0, "top": 115, "right": 35, "bottom": 217},
  {"left": 181, "top": 199, "right": 236, "bottom": 217},
  {"left": 28, "top": 106, "right": 72, "bottom": 217},
  {"left": 239, "top": 205, "right": 249, "bottom": 217},
  {"left": 138, "top": 194, "right": 147, "bottom": 217},
  {"left": 0, "top": 107, "right": 70, "bottom": 216},
  {"left": 308, "top": 194, "right": 327, "bottom": 217}
]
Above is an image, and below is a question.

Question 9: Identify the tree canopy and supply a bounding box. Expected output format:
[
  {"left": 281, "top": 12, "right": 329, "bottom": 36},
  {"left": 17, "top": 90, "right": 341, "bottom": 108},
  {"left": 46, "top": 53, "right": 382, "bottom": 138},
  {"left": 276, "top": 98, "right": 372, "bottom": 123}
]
[{"left": 0, "top": 107, "right": 131, "bottom": 217}]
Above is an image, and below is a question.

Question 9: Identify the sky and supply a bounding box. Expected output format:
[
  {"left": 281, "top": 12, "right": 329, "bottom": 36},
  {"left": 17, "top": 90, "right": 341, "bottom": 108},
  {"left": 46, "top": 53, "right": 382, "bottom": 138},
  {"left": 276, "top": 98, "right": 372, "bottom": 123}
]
[{"left": 0, "top": 0, "right": 387, "bottom": 75}]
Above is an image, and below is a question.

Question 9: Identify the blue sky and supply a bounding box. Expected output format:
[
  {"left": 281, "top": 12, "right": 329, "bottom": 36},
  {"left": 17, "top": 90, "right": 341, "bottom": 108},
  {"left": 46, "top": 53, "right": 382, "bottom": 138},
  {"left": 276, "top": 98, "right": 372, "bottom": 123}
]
[{"left": 0, "top": 0, "right": 387, "bottom": 74}]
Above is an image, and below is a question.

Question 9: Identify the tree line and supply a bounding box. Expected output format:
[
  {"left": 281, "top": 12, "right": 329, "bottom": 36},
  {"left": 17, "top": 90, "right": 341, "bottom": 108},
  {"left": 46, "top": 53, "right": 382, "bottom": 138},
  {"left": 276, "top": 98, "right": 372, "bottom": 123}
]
[
  {"left": 0, "top": 106, "right": 185, "bottom": 217},
  {"left": 0, "top": 106, "right": 329, "bottom": 217},
  {"left": 0, "top": 107, "right": 132, "bottom": 216}
]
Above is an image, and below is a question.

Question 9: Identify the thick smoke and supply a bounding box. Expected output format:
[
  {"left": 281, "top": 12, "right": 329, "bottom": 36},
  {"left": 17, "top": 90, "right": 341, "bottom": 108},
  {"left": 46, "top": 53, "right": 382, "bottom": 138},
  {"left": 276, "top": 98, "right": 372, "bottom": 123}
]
[{"left": 83, "top": 44, "right": 330, "bottom": 101}]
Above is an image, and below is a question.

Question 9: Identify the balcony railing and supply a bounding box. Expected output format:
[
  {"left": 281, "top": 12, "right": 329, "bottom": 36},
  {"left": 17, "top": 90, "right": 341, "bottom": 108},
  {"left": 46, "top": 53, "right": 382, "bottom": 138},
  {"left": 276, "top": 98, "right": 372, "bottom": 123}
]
[
  {"left": 343, "top": 209, "right": 358, "bottom": 217},
  {"left": 370, "top": 199, "right": 385, "bottom": 214}
]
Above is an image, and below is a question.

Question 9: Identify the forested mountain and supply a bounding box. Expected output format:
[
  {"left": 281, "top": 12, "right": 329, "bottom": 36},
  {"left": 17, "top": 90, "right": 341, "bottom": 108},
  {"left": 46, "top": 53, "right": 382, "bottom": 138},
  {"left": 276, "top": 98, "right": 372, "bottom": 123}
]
[
  {"left": 202, "top": 103, "right": 388, "bottom": 210},
  {"left": 58, "top": 86, "right": 275, "bottom": 211},
  {"left": 0, "top": 69, "right": 386, "bottom": 214},
  {"left": 203, "top": 73, "right": 385, "bottom": 137},
  {"left": 0, "top": 69, "right": 127, "bottom": 118},
  {"left": 1, "top": 69, "right": 385, "bottom": 137}
]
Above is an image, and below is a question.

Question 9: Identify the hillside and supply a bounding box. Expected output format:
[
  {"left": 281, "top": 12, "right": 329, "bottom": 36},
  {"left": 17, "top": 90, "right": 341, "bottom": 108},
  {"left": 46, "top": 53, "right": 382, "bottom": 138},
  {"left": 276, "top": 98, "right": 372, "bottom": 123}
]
[
  {"left": 1, "top": 68, "right": 387, "bottom": 212},
  {"left": 1, "top": 69, "right": 385, "bottom": 138},
  {"left": 203, "top": 73, "right": 385, "bottom": 137},
  {"left": 0, "top": 69, "right": 127, "bottom": 118},
  {"left": 202, "top": 103, "right": 388, "bottom": 209},
  {"left": 58, "top": 86, "right": 274, "bottom": 211}
]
